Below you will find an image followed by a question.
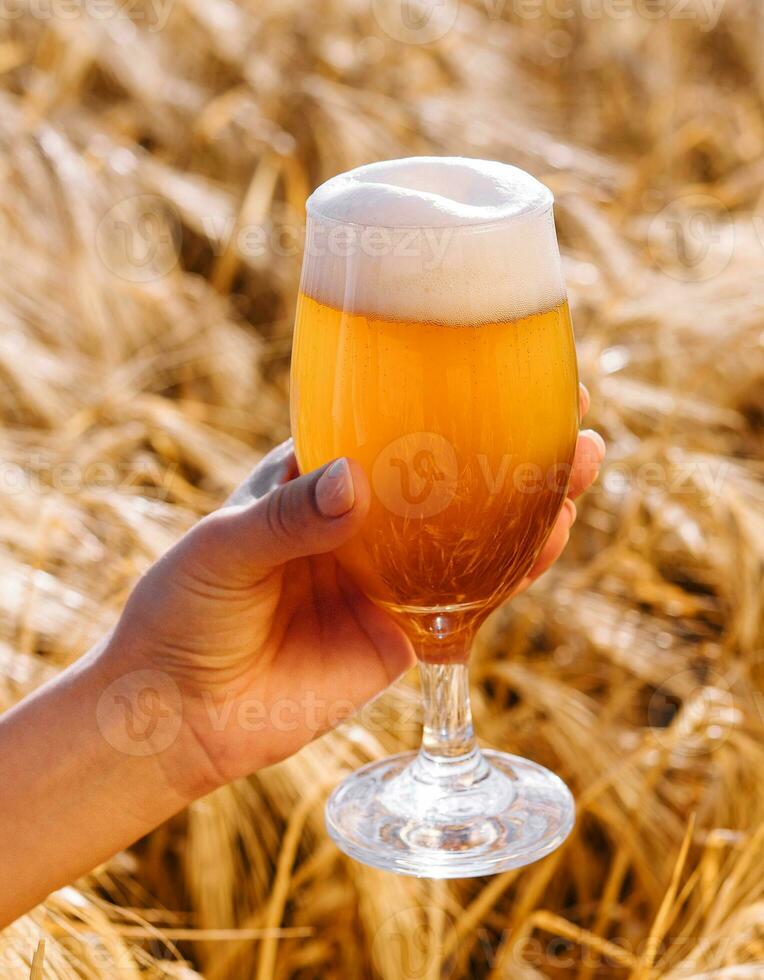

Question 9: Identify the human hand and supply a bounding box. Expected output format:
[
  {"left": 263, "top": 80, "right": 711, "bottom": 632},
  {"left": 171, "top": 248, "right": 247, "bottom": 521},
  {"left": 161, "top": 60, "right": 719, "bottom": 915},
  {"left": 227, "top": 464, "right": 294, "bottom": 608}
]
[
  {"left": 0, "top": 372, "right": 604, "bottom": 931},
  {"left": 511, "top": 382, "right": 605, "bottom": 592},
  {"left": 103, "top": 384, "right": 604, "bottom": 800}
]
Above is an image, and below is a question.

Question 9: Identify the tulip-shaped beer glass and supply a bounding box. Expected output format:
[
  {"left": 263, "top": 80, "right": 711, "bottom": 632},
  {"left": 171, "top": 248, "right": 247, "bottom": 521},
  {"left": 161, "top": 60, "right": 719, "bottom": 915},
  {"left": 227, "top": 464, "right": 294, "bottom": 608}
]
[{"left": 291, "top": 158, "right": 579, "bottom": 877}]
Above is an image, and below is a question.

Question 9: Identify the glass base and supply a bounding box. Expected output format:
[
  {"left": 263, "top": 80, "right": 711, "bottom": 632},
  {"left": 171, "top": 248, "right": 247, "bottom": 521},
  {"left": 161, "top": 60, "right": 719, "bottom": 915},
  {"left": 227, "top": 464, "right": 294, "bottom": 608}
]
[{"left": 325, "top": 748, "right": 575, "bottom": 878}]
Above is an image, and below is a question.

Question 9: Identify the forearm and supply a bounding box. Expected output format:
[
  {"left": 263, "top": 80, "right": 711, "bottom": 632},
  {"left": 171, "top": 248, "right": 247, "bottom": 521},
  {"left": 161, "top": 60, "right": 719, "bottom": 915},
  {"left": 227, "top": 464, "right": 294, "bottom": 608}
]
[{"left": 0, "top": 638, "right": 195, "bottom": 927}]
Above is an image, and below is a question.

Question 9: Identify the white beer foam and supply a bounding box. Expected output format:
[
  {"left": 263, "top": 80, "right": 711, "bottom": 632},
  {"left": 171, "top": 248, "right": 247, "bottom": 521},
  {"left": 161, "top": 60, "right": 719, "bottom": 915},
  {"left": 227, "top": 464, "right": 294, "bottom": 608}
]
[{"left": 302, "top": 157, "right": 566, "bottom": 324}]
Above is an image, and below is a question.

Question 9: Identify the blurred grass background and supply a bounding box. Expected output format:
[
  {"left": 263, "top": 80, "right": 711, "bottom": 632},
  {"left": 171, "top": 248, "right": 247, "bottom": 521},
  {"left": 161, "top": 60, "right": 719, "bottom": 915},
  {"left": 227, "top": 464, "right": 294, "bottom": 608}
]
[{"left": 1, "top": 0, "right": 764, "bottom": 977}]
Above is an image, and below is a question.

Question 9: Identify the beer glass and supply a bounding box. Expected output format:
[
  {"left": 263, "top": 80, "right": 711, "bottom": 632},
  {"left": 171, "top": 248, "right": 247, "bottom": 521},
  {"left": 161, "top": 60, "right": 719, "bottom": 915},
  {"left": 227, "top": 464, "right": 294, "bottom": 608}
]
[{"left": 290, "top": 158, "right": 579, "bottom": 877}]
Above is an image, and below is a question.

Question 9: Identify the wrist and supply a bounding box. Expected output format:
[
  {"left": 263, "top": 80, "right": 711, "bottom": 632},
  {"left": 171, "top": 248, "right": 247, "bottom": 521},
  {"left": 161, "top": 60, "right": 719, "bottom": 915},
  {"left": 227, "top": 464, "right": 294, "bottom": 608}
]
[
  {"left": 94, "top": 630, "right": 228, "bottom": 802},
  {"left": 0, "top": 639, "right": 207, "bottom": 925}
]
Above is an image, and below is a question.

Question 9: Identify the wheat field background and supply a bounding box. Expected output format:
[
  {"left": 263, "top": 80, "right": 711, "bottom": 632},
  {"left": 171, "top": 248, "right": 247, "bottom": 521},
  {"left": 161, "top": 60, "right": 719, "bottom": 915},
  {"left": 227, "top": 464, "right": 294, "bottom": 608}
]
[{"left": 0, "top": 0, "right": 763, "bottom": 977}]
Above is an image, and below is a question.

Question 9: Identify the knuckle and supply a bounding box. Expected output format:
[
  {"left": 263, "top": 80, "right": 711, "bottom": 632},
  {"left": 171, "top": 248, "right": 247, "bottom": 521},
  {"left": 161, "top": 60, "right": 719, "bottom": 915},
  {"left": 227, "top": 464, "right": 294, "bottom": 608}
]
[
  {"left": 264, "top": 486, "right": 292, "bottom": 545},
  {"left": 264, "top": 479, "right": 317, "bottom": 545},
  {"left": 186, "top": 510, "right": 240, "bottom": 568},
  {"left": 189, "top": 511, "right": 226, "bottom": 550}
]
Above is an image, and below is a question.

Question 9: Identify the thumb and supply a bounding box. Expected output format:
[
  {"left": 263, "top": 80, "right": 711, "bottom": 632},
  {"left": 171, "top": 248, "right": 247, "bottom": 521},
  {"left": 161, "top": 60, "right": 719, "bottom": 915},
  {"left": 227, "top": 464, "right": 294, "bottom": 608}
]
[{"left": 192, "top": 458, "right": 370, "bottom": 581}]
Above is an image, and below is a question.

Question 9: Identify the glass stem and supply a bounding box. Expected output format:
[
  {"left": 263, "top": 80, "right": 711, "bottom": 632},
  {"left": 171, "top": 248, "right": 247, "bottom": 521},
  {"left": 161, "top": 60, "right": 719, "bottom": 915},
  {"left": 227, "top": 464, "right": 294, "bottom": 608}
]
[{"left": 410, "top": 661, "right": 490, "bottom": 788}]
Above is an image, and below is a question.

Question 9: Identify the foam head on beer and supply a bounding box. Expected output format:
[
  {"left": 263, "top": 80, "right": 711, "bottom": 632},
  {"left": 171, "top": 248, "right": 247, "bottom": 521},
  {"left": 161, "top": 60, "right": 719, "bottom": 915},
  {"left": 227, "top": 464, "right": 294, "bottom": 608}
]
[{"left": 302, "top": 156, "right": 566, "bottom": 324}]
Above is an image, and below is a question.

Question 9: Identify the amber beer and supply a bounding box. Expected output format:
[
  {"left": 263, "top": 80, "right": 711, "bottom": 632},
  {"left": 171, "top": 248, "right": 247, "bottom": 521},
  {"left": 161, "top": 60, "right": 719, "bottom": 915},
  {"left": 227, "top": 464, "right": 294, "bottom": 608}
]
[{"left": 291, "top": 292, "right": 578, "bottom": 660}]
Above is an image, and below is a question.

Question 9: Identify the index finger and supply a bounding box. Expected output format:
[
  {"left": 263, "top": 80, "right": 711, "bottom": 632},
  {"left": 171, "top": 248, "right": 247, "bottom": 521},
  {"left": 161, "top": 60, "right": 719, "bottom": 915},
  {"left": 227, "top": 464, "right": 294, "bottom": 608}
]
[{"left": 224, "top": 439, "right": 298, "bottom": 507}]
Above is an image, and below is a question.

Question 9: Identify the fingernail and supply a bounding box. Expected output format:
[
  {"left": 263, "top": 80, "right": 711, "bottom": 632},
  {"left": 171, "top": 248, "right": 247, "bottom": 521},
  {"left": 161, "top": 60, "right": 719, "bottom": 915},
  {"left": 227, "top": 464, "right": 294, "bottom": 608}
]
[
  {"left": 582, "top": 428, "right": 606, "bottom": 462},
  {"left": 316, "top": 458, "right": 355, "bottom": 518},
  {"left": 563, "top": 498, "right": 577, "bottom": 527}
]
